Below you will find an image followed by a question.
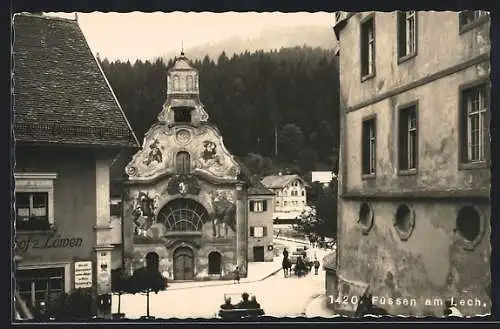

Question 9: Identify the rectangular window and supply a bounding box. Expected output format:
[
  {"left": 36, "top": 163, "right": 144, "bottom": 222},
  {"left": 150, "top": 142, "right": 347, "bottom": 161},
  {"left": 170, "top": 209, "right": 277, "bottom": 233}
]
[
  {"left": 397, "top": 11, "right": 417, "bottom": 60},
  {"left": 15, "top": 192, "right": 50, "bottom": 231},
  {"left": 460, "top": 83, "right": 489, "bottom": 164},
  {"left": 253, "top": 226, "right": 264, "bottom": 238},
  {"left": 16, "top": 267, "right": 65, "bottom": 310},
  {"left": 398, "top": 104, "right": 418, "bottom": 171},
  {"left": 360, "top": 16, "right": 375, "bottom": 79},
  {"left": 249, "top": 200, "right": 267, "bottom": 212},
  {"left": 362, "top": 118, "right": 377, "bottom": 175},
  {"left": 459, "top": 11, "right": 489, "bottom": 32}
]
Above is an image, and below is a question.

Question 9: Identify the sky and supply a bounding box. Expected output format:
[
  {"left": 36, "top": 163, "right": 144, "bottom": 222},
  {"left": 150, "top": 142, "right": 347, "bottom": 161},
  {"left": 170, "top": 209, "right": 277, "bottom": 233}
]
[{"left": 44, "top": 12, "right": 334, "bottom": 61}]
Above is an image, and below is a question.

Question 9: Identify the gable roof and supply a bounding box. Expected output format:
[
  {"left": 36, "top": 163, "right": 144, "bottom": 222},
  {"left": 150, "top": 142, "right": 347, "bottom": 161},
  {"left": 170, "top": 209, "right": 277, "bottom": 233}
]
[
  {"left": 261, "top": 174, "right": 309, "bottom": 189},
  {"left": 13, "top": 13, "right": 140, "bottom": 148},
  {"left": 247, "top": 179, "right": 275, "bottom": 196}
]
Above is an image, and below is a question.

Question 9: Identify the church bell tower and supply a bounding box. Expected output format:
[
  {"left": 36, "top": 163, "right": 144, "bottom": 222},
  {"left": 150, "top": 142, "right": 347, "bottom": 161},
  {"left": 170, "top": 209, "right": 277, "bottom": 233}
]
[{"left": 158, "top": 51, "right": 209, "bottom": 126}]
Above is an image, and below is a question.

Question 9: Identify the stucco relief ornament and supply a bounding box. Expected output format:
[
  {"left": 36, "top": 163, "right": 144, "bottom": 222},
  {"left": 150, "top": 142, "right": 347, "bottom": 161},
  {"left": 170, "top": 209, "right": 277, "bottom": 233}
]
[
  {"left": 166, "top": 175, "right": 201, "bottom": 196},
  {"left": 211, "top": 191, "right": 236, "bottom": 238},
  {"left": 175, "top": 129, "right": 191, "bottom": 145},
  {"left": 126, "top": 165, "right": 138, "bottom": 176}
]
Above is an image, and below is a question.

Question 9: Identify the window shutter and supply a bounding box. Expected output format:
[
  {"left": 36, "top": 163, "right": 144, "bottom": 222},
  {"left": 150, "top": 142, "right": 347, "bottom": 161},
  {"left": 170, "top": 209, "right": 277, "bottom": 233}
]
[
  {"left": 263, "top": 226, "right": 268, "bottom": 237},
  {"left": 263, "top": 200, "right": 267, "bottom": 211},
  {"left": 362, "top": 122, "right": 369, "bottom": 174},
  {"left": 459, "top": 90, "right": 469, "bottom": 163},
  {"left": 398, "top": 110, "right": 407, "bottom": 170},
  {"left": 250, "top": 226, "right": 254, "bottom": 237},
  {"left": 249, "top": 200, "right": 254, "bottom": 212},
  {"left": 397, "top": 12, "right": 406, "bottom": 57}
]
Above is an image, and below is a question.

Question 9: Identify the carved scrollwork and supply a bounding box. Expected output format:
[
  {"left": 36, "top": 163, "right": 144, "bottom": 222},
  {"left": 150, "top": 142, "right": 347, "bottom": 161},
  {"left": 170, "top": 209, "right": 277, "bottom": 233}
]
[{"left": 126, "top": 166, "right": 138, "bottom": 176}]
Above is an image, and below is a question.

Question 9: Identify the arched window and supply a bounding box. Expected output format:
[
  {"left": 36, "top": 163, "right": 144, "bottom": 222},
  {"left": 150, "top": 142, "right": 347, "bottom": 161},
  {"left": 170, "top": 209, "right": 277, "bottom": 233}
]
[
  {"left": 176, "top": 151, "right": 191, "bottom": 174},
  {"left": 145, "top": 252, "right": 159, "bottom": 272},
  {"left": 173, "top": 75, "right": 180, "bottom": 91},
  {"left": 208, "top": 251, "right": 222, "bottom": 274},
  {"left": 186, "top": 75, "right": 194, "bottom": 91},
  {"left": 158, "top": 198, "right": 210, "bottom": 232}
]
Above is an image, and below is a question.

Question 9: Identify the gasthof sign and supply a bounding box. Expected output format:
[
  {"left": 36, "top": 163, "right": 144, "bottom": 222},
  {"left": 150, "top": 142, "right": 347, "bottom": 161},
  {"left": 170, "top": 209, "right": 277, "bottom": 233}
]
[{"left": 74, "top": 261, "right": 93, "bottom": 289}]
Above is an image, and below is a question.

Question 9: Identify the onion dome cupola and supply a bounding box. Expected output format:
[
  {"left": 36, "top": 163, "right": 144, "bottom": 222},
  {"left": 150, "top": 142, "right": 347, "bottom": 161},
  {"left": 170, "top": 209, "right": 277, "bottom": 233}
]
[{"left": 158, "top": 51, "right": 209, "bottom": 126}]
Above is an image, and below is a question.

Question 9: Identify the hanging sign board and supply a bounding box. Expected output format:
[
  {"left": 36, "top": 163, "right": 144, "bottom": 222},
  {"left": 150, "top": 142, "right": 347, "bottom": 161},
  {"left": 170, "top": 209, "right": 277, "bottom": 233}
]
[{"left": 74, "top": 261, "right": 93, "bottom": 289}]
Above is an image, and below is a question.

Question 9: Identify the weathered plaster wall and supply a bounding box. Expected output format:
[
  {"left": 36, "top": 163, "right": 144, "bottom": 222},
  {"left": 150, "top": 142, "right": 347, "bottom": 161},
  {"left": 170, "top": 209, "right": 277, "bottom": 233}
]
[
  {"left": 15, "top": 147, "right": 100, "bottom": 290},
  {"left": 345, "top": 64, "right": 490, "bottom": 193},
  {"left": 15, "top": 147, "right": 97, "bottom": 264},
  {"left": 339, "top": 11, "right": 490, "bottom": 109},
  {"left": 339, "top": 199, "right": 491, "bottom": 316}
]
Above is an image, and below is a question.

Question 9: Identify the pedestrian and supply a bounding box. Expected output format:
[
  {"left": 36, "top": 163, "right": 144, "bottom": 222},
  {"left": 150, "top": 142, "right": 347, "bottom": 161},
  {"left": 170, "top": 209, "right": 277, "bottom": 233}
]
[
  {"left": 313, "top": 257, "right": 320, "bottom": 275},
  {"left": 282, "top": 248, "right": 289, "bottom": 259},
  {"left": 233, "top": 266, "right": 240, "bottom": 284}
]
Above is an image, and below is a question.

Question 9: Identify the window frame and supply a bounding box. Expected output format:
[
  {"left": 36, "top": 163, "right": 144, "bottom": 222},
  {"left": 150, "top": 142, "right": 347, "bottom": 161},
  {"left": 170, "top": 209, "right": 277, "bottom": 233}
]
[
  {"left": 14, "top": 173, "right": 57, "bottom": 233},
  {"left": 458, "top": 79, "right": 490, "bottom": 170},
  {"left": 458, "top": 10, "right": 490, "bottom": 34},
  {"left": 249, "top": 200, "right": 267, "bottom": 213},
  {"left": 397, "top": 100, "right": 419, "bottom": 175},
  {"left": 397, "top": 11, "right": 418, "bottom": 64},
  {"left": 360, "top": 13, "right": 376, "bottom": 82},
  {"left": 249, "top": 226, "right": 267, "bottom": 238},
  {"left": 361, "top": 115, "right": 377, "bottom": 178},
  {"left": 16, "top": 263, "right": 71, "bottom": 308}
]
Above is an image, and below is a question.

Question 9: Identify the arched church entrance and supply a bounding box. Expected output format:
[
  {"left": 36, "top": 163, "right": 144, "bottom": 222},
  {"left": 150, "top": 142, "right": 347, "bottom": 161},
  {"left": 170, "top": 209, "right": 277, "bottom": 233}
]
[
  {"left": 158, "top": 198, "right": 210, "bottom": 280},
  {"left": 173, "top": 247, "right": 194, "bottom": 280}
]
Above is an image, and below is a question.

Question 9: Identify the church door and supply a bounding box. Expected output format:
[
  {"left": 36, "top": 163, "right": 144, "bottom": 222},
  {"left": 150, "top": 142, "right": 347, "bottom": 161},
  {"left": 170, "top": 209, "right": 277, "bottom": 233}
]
[{"left": 173, "top": 247, "right": 194, "bottom": 280}]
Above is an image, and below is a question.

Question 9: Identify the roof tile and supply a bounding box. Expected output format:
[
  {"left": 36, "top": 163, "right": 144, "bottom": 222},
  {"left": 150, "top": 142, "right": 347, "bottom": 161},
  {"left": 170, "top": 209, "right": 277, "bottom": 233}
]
[{"left": 13, "top": 14, "right": 139, "bottom": 148}]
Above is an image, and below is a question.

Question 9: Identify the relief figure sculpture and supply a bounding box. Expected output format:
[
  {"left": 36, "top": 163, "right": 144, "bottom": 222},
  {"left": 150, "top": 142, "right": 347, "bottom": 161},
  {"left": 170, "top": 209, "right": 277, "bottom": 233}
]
[{"left": 211, "top": 191, "right": 236, "bottom": 238}]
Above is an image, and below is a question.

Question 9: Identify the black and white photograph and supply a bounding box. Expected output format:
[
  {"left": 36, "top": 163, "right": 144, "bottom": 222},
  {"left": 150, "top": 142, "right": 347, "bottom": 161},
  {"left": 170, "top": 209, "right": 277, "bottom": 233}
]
[{"left": 11, "top": 8, "right": 492, "bottom": 322}]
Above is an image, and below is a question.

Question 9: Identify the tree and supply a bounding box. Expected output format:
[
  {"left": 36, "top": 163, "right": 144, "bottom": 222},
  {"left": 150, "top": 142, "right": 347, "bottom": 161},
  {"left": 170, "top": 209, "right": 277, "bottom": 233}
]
[
  {"left": 127, "top": 264, "right": 167, "bottom": 319},
  {"left": 278, "top": 123, "right": 304, "bottom": 163},
  {"left": 298, "top": 147, "right": 318, "bottom": 174},
  {"left": 292, "top": 206, "right": 322, "bottom": 235}
]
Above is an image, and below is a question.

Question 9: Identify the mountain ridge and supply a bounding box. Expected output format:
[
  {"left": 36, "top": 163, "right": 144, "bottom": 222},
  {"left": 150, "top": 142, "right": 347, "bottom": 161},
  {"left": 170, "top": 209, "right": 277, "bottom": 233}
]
[{"left": 160, "top": 25, "right": 337, "bottom": 61}]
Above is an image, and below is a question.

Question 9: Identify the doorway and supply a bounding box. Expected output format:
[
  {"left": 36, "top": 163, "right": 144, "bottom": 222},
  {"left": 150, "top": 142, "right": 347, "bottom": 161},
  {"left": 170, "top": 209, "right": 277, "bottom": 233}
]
[
  {"left": 253, "top": 246, "right": 265, "bottom": 262},
  {"left": 173, "top": 247, "right": 194, "bottom": 280},
  {"left": 208, "top": 252, "right": 222, "bottom": 275}
]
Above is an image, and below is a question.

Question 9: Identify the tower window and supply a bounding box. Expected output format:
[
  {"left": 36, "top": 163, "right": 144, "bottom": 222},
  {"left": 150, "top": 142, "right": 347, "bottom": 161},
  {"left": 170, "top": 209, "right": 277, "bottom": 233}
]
[
  {"left": 187, "top": 75, "right": 194, "bottom": 91},
  {"left": 173, "top": 107, "right": 192, "bottom": 123},
  {"left": 173, "top": 75, "right": 180, "bottom": 91}
]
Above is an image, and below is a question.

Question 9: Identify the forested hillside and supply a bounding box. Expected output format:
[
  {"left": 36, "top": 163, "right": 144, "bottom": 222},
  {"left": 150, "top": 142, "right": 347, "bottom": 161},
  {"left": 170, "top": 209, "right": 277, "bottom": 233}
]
[{"left": 99, "top": 46, "right": 340, "bottom": 177}]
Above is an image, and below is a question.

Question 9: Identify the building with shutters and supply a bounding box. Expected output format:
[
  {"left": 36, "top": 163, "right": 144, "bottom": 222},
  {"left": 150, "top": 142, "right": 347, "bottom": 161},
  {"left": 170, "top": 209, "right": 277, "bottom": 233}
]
[
  {"left": 12, "top": 13, "right": 139, "bottom": 317},
  {"left": 122, "top": 52, "right": 253, "bottom": 281},
  {"left": 330, "top": 11, "right": 491, "bottom": 316},
  {"left": 247, "top": 181, "right": 275, "bottom": 262}
]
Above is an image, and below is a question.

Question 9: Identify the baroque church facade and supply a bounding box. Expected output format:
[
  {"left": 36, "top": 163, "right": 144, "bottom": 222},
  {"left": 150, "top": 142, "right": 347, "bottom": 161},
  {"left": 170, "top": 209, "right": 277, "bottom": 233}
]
[{"left": 122, "top": 53, "right": 249, "bottom": 281}]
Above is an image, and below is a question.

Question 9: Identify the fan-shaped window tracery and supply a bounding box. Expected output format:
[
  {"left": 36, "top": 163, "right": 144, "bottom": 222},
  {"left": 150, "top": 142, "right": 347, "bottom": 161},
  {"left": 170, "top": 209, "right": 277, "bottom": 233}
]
[{"left": 158, "top": 198, "right": 210, "bottom": 232}]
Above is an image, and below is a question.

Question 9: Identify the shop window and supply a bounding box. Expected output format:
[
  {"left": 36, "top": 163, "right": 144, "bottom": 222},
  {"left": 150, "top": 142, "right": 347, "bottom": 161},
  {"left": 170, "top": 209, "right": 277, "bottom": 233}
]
[{"left": 16, "top": 267, "right": 65, "bottom": 311}]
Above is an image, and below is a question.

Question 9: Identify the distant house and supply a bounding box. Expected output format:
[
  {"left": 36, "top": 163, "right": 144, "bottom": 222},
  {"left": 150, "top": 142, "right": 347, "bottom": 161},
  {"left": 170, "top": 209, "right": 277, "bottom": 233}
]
[
  {"left": 13, "top": 13, "right": 138, "bottom": 318},
  {"left": 310, "top": 171, "right": 337, "bottom": 187},
  {"left": 261, "top": 174, "right": 309, "bottom": 213}
]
